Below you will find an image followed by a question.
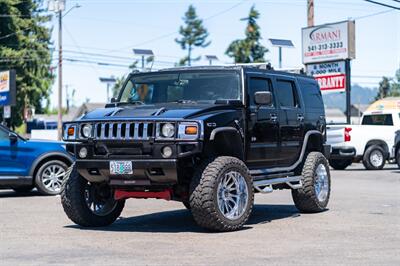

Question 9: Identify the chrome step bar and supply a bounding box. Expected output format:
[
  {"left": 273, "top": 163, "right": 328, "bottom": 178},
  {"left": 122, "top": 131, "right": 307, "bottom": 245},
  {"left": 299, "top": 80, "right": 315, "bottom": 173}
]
[{"left": 253, "top": 175, "right": 302, "bottom": 193}]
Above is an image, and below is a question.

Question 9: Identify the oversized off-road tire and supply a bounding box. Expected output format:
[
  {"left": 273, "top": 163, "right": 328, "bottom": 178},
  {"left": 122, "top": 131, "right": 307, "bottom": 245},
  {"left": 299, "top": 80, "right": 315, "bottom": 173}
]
[
  {"left": 61, "top": 165, "right": 125, "bottom": 227},
  {"left": 292, "top": 152, "right": 331, "bottom": 213},
  {"left": 12, "top": 185, "right": 34, "bottom": 193},
  {"left": 35, "top": 160, "right": 69, "bottom": 195},
  {"left": 182, "top": 201, "right": 191, "bottom": 210},
  {"left": 362, "top": 145, "right": 386, "bottom": 170},
  {"left": 189, "top": 156, "right": 254, "bottom": 232},
  {"left": 329, "top": 159, "right": 352, "bottom": 170},
  {"left": 396, "top": 148, "right": 400, "bottom": 169}
]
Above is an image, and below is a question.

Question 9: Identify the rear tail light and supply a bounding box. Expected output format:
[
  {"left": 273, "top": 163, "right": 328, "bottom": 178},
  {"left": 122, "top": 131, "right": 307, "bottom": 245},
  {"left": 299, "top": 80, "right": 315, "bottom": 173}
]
[{"left": 344, "top": 127, "right": 352, "bottom": 142}]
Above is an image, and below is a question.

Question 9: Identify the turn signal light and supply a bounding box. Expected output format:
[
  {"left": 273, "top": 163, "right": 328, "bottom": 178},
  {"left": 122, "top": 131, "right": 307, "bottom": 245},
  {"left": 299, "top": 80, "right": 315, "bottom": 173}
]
[
  {"left": 67, "top": 127, "right": 75, "bottom": 136},
  {"left": 185, "top": 126, "right": 198, "bottom": 135}
]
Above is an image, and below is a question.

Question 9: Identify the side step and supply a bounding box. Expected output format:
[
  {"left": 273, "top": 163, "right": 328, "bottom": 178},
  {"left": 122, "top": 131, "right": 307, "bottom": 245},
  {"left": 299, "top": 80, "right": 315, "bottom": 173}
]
[{"left": 253, "top": 175, "right": 302, "bottom": 193}]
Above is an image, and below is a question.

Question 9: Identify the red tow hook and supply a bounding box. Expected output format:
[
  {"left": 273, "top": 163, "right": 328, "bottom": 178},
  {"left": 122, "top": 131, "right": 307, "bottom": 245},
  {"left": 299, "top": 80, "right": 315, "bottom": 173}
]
[{"left": 114, "top": 189, "right": 172, "bottom": 201}]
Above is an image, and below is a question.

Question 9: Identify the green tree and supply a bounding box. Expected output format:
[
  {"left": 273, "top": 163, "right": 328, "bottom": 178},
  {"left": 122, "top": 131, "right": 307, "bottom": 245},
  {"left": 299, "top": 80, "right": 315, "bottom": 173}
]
[
  {"left": 226, "top": 6, "right": 268, "bottom": 63},
  {"left": 0, "top": 0, "right": 53, "bottom": 127},
  {"left": 175, "top": 5, "right": 210, "bottom": 66},
  {"left": 375, "top": 77, "right": 391, "bottom": 100},
  {"left": 376, "top": 67, "right": 400, "bottom": 99},
  {"left": 391, "top": 68, "right": 400, "bottom": 94}
]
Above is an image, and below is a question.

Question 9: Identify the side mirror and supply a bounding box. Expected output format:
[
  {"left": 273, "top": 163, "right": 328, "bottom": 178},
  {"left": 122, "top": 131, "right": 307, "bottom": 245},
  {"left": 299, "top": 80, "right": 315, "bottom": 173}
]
[
  {"left": 254, "top": 91, "right": 272, "bottom": 106},
  {"left": 9, "top": 132, "right": 18, "bottom": 143},
  {"left": 110, "top": 97, "right": 117, "bottom": 103}
]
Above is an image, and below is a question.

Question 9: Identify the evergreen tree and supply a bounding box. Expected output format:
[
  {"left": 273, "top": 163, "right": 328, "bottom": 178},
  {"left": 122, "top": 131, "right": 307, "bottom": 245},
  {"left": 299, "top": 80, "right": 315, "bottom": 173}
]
[
  {"left": 226, "top": 6, "right": 268, "bottom": 63},
  {"left": 175, "top": 5, "right": 210, "bottom": 66},
  {"left": 375, "top": 77, "right": 391, "bottom": 100},
  {"left": 376, "top": 67, "right": 400, "bottom": 99},
  {"left": 391, "top": 68, "right": 400, "bottom": 95},
  {"left": 0, "top": 0, "right": 53, "bottom": 127}
]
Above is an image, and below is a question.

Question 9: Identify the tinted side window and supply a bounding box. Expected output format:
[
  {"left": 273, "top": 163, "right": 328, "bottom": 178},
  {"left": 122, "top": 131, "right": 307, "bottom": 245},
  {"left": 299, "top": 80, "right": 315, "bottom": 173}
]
[
  {"left": 248, "top": 77, "right": 273, "bottom": 106},
  {"left": 276, "top": 79, "right": 298, "bottom": 108},
  {"left": 362, "top": 114, "right": 393, "bottom": 126},
  {"left": 298, "top": 78, "right": 324, "bottom": 109},
  {"left": 0, "top": 128, "right": 8, "bottom": 140}
]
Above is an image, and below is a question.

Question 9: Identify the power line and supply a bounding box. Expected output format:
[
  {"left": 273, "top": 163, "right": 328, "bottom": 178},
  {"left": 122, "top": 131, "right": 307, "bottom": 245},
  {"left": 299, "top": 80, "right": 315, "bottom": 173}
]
[
  {"left": 352, "top": 9, "right": 394, "bottom": 20},
  {"left": 107, "top": 0, "right": 248, "bottom": 53},
  {"left": 363, "top": 0, "right": 400, "bottom": 10}
]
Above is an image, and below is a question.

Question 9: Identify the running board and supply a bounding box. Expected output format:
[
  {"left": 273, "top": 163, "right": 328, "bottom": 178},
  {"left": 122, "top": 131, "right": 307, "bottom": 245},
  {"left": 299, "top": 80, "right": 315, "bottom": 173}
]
[{"left": 253, "top": 175, "right": 303, "bottom": 193}]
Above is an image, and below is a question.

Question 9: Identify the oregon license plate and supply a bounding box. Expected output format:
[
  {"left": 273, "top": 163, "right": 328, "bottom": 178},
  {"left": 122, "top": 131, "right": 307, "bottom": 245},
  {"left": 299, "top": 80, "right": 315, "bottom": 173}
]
[{"left": 110, "top": 161, "right": 133, "bottom": 175}]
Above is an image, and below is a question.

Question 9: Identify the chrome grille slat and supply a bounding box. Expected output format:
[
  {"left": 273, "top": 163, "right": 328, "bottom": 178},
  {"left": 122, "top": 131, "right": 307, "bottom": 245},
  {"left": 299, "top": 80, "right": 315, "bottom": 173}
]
[
  {"left": 93, "top": 121, "right": 153, "bottom": 140},
  {"left": 143, "top": 123, "right": 148, "bottom": 139},
  {"left": 117, "top": 123, "right": 122, "bottom": 139},
  {"left": 108, "top": 123, "right": 112, "bottom": 139},
  {"left": 125, "top": 123, "right": 130, "bottom": 139},
  {"left": 100, "top": 124, "right": 105, "bottom": 139},
  {"left": 134, "top": 123, "right": 139, "bottom": 139}
]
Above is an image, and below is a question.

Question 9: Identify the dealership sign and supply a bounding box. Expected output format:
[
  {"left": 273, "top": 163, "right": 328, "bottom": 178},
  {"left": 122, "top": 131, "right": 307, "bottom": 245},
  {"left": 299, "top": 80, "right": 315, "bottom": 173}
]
[
  {"left": 306, "top": 61, "right": 346, "bottom": 92},
  {"left": 302, "top": 20, "right": 355, "bottom": 64},
  {"left": 0, "top": 70, "right": 16, "bottom": 106}
]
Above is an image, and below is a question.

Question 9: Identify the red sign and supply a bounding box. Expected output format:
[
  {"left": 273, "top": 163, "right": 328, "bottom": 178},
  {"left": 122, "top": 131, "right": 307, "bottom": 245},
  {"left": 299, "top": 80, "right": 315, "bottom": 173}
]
[{"left": 314, "top": 73, "right": 346, "bottom": 92}]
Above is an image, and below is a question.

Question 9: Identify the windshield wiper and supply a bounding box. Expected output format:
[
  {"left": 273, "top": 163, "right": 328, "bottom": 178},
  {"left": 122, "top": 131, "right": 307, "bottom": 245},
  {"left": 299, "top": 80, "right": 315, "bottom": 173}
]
[
  {"left": 214, "top": 99, "right": 243, "bottom": 106},
  {"left": 105, "top": 101, "right": 144, "bottom": 108},
  {"left": 172, "top": 100, "right": 197, "bottom": 104}
]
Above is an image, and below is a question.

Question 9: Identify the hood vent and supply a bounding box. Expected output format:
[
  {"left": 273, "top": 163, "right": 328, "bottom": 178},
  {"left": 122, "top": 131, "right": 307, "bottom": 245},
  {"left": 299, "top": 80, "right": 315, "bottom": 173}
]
[
  {"left": 105, "top": 108, "right": 123, "bottom": 117},
  {"left": 152, "top": 107, "right": 167, "bottom": 116}
]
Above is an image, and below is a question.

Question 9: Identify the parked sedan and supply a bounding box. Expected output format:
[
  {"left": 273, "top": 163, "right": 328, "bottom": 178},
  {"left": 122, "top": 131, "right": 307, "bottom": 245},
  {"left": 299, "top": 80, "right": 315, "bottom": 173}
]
[{"left": 0, "top": 124, "right": 73, "bottom": 195}]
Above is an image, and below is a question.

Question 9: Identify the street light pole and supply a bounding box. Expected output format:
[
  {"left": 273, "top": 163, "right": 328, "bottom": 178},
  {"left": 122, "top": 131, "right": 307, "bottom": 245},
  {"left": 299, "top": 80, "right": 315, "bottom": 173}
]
[{"left": 57, "top": 9, "right": 63, "bottom": 140}]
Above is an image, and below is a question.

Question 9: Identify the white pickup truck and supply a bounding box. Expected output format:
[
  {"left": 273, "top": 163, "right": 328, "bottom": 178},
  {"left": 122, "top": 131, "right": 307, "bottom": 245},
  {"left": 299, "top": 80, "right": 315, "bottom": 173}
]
[{"left": 327, "top": 105, "right": 399, "bottom": 170}]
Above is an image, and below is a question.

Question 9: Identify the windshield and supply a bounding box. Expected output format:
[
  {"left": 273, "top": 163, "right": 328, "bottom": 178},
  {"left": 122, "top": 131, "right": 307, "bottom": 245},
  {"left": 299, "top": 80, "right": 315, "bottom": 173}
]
[{"left": 118, "top": 71, "right": 241, "bottom": 104}]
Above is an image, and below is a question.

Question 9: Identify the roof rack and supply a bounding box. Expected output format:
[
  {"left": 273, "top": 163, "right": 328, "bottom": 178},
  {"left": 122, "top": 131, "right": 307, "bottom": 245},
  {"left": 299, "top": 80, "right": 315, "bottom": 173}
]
[
  {"left": 229, "top": 63, "right": 305, "bottom": 74},
  {"left": 229, "top": 62, "right": 274, "bottom": 70},
  {"left": 274, "top": 67, "right": 305, "bottom": 74}
]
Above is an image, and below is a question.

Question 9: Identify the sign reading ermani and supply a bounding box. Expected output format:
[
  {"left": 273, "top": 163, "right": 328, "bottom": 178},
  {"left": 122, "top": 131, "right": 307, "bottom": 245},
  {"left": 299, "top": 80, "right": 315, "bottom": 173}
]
[
  {"left": 0, "top": 70, "right": 16, "bottom": 106},
  {"left": 306, "top": 61, "right": 346, "bottom": 92},
  {"left": 302, "top": 20, "right": 355, "bottom": 64}
]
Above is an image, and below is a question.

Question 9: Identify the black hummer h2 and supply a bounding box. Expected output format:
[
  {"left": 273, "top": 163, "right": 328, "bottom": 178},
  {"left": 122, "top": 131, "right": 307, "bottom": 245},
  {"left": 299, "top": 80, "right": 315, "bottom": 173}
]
[{"left": 61, "top": 65, "right": 331, "bottom": 231}]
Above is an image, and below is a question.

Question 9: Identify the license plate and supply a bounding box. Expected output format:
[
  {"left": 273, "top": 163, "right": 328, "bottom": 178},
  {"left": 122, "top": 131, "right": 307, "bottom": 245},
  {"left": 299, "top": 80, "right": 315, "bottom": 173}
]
[{"left": 110, "top": 161, "right": 133, "bottom": 175}]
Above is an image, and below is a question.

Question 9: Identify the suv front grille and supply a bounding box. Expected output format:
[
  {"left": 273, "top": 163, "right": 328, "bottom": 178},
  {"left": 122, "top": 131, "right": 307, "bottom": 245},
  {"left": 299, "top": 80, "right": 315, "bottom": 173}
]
[{"left": 93, "top": 122, "right": 154, "bottom": 140}]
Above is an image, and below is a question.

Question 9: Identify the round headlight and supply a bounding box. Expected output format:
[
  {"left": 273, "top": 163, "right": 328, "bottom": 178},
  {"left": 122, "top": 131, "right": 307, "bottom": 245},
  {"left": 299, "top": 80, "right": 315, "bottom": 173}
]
[
  {"left": 81, "top": 124, "right": 92, "bottom": 138},
  {"left": 161, "top": 123, "right": 175, "bottom": 138}
]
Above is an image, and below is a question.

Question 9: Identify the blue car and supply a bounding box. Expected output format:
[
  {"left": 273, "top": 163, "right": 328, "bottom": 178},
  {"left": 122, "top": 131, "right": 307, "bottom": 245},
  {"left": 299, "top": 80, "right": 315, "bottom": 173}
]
[{"left": 0, "top": 124, "right": 73, "bottom": 195}]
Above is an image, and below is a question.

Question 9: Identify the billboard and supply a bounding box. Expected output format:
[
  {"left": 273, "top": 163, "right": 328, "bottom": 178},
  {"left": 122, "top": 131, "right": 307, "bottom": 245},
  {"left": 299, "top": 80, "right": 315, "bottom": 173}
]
[
  {"left": 302, "top": 20, "right": 355, "bottom": 64},
  {"left": 306, "top": 61, "right": 346, "bottom": 92},
  {"left": 0, "top": 70, "right": 16, "bottom": 106}
]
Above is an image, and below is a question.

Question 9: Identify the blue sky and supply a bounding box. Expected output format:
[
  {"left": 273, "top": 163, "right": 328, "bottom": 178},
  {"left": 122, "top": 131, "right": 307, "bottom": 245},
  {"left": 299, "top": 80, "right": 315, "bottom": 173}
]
[{"left": 48, "top": 0, "right": 400, "bottom": 107}]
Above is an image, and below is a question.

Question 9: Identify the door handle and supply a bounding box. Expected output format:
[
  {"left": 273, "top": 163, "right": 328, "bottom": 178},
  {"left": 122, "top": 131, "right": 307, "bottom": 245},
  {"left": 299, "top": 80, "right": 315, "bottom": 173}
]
[
  {"left": 297, "top": 114, "right": 304, "bottom": 122},
  {"left": 270, "top": 113, "right": 278, "bottom": 122}
]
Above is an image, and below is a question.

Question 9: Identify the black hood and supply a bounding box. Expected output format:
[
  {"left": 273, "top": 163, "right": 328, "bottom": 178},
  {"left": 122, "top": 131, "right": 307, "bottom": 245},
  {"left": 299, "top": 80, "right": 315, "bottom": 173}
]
[{"left": 79, "top": 103, "right": 238, "bottom": 121}]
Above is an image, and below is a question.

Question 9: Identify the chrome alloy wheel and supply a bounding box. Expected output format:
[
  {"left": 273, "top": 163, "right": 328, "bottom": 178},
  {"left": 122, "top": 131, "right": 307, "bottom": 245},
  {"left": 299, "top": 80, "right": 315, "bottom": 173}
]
[
  {"left": 314, "top": 164, "right": 329, "bottom": 202},
  {"left": 41, "top": 164, "right": 66, "bottom": 193},
  {"left": 370, "top": 150, "right": 384, "bottom": 168},
  {"left": 217, "top": 171, "right": 249, "bottom": 220},
  {"left": 84, "top": 183, "right": 118, "bottom": 216}
]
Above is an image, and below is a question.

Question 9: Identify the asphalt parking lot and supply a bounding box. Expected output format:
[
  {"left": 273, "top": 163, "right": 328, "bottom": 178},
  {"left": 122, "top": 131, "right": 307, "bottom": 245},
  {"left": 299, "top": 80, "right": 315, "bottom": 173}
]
[{"left": 0, "top": 163, "right": 399, "bottom": 266}]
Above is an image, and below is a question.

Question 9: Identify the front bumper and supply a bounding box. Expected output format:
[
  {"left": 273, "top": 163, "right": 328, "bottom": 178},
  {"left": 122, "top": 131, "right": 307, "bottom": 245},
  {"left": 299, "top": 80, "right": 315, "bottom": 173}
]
[
  {"left": 330, "top": 146, "right": 356, "bottom": 160},
  {"left": 76, "top": 159, "right": 178, "bottom": 186}
]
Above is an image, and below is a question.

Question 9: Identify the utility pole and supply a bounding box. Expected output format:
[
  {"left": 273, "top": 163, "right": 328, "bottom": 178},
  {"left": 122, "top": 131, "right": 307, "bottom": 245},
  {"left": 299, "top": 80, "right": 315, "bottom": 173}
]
[
  {"left": 57, "top": 9, "right": 63, "bottom": 140},
  {"left": 49, "top": 0, "right": 80, "bottom": 139},
  {"left": 49, "top": 0, "right": 66, "bottom": 140},
  {"left": 307, "top": 0, "right": 314, "bottom": 27}
]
